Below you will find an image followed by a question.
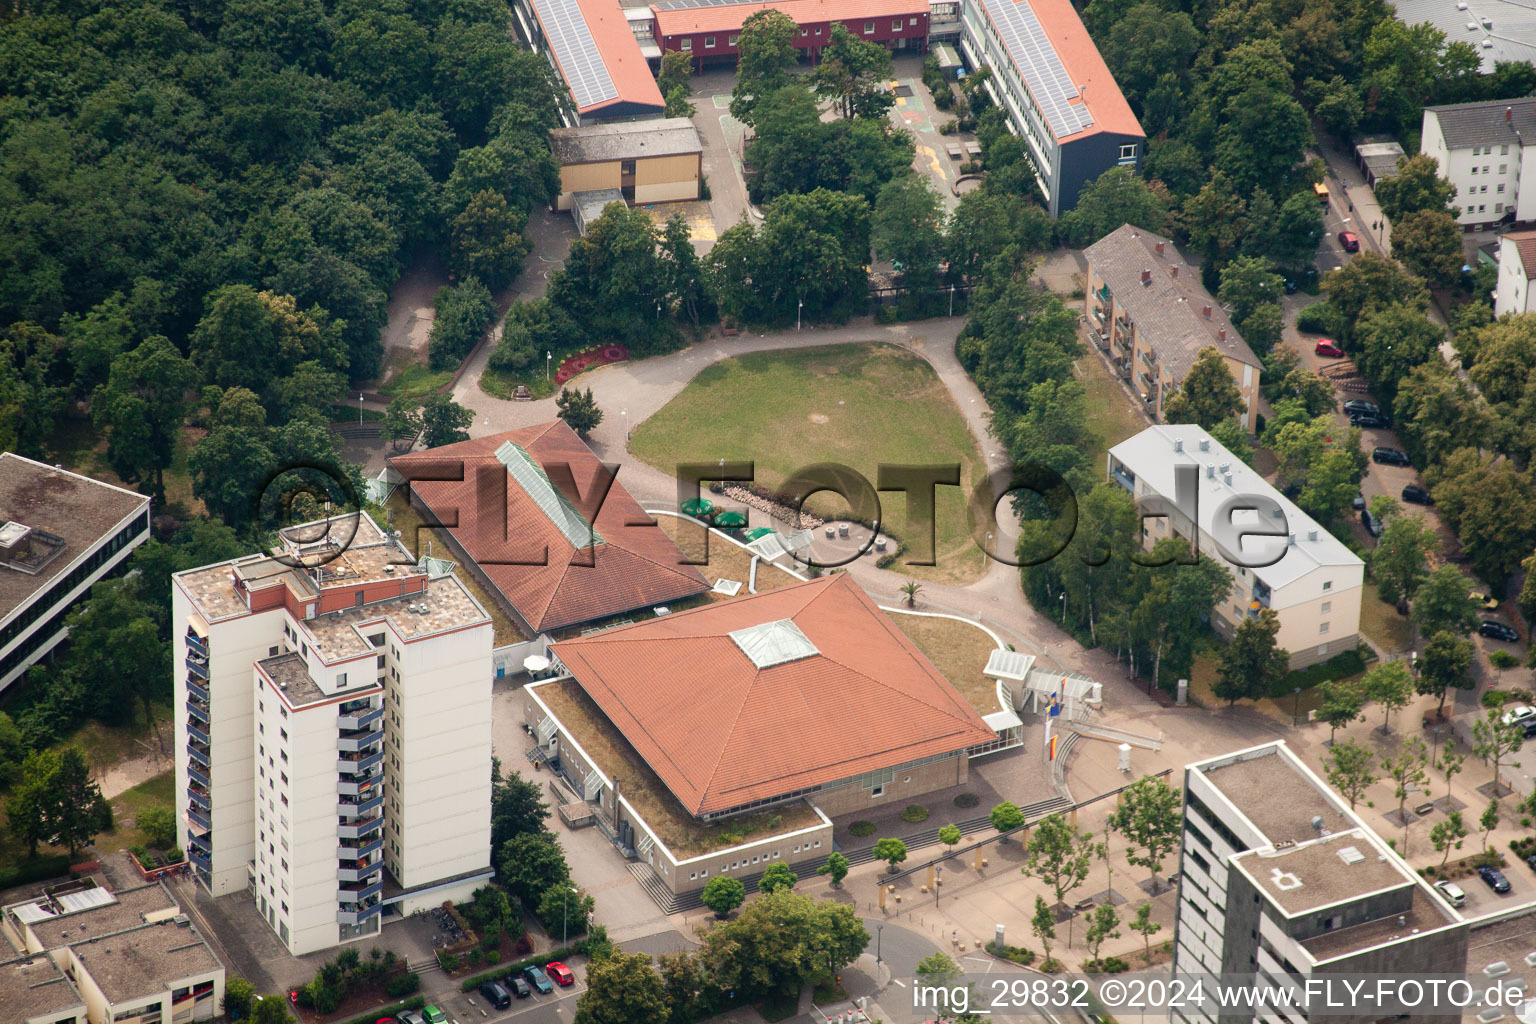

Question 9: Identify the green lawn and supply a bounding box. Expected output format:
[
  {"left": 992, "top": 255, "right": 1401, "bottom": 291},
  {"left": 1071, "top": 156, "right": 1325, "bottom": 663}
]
[
  {"left": 1359, "top": 580, "right": 1413, "bottom": 654},
  {"left": 379, "top": 361, "right": 454, "bottom": 401},
  {"left": 1073, "top": 350, "right": 1150, "bottom": 474},
  {"left": 630, "top": 344, "right": 990, "bottom": 584},
  {"left": 98, "top": 771, "right": 176, "bottom": 854}
]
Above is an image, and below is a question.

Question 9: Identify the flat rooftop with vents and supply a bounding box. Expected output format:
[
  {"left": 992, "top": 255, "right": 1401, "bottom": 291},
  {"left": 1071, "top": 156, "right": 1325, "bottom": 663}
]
[
  {"left": 0, "top": 954, "right": 85, "bottom": 1024},
  {"left": 0, "top": 453, "right": 152, "bottom": 691}
]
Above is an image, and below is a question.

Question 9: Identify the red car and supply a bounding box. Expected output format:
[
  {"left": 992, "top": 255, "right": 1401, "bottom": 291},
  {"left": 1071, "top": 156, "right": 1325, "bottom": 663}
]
[
  {"left": 1315, "top": 339, "right": 1345, "bottom": 358},
  {"left": 1338, "top": 230, "right": 1360, "bottom": 252},
  {"left": 546, "top": 961, "right": 575, "bottom": 987}
]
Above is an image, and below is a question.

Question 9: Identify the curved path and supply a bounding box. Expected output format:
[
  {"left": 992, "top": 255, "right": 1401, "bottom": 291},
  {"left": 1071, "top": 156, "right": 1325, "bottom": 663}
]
[{"left": 451, "top": 318, "right": 1132, "bottom": 688}]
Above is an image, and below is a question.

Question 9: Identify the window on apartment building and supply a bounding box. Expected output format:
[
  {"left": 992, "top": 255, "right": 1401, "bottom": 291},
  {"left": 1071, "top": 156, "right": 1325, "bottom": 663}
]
[
  {"left": 1500, "top": 164, "right": 1509, "bottom": 173},
  {"left": 281, "top": 901, "right": 288, "bottom": 915},
  {"left": 1472, "top": 166, "right": 1479, "bottom": 174},
  {"left": 1503, "top": 144, "right": 1511, "bottom": 154},
  {"left": 269, "top": 646, "right": 278, "bottom": 657},
  {"left": 258, "top": 723, "right": 264, "bottom": 734},
  {"left": 1499, "top": 183, "right": 1506, "bottom": 193},
  {"left": 728, "top": 33, "right": 738, "bottom": 43},
  {"left": 1319, "top": 622, "right": 1330, "bottom": 634},
  {"left": 337, "top": 672, "right": 348, "bottom": 687},
  {"left": 863, "top": 21, "right": 874, "bottom": 32},
  {"left": 704, "top": 35, "right": 715, "bottom": 46},
  {"left": 800, "top": 26, "right": 808, "bottom": 35},
  {"left": 910, "top": 15, "right": 918, "bottom": 23},
  {"left": 1480, "top": 204, "right": 1487, "bottom": 212},
  {"left": 280, "top": 793, "right": 288, "bottom": 806},
  {"left": 1321, "top": 601, "right": 1331, "bottom": 614},
  {"left": 814, "top": 25, "right": 822, "bottom": 33},
  {"left": 1498, "top": 203, "right": 1505, "bottom": 213},
  {"left": 814, "top": 840, "right": 821, "bottom": 848},
  {"left": 1120, "top": 143, "right": 1137, "bottom": 160},
  {"left": 680, "top": 37, "right": 690, "bottom": 49},
  {"left": 280, "top": 772, "right": 288, "bottom": 785},
  {"left": 279, "top": 705, "right": 287, "bottom": 719},
  {"left": 281, "top": 858, "right": 288, "bottom": 872},
  {"left": 280, "top": 728, "right": 288, "bottom": 741},
  {"left": 892, "top": 19, "right": 902, "bottom": 29},
  {"left": 370, "top": 633, "right": 384, "bottom": 647},
  {"left": 1322, "top": 580, "right": 1332, "bottom": 591}
]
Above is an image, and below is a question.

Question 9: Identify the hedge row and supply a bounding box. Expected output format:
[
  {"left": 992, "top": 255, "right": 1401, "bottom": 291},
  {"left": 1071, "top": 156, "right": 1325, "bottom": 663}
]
[
  {"left": 337, "top": 995, "right": 425, "bottom": 1024},
  {"left": 1268, "top": 646, "right": 1369, "bottom": 698},
  {"left": 0, "top": 855, "right": 71, "bottom": 890},
  {"left": 459, "top": 944, "right": 578, "bottom": 993}
]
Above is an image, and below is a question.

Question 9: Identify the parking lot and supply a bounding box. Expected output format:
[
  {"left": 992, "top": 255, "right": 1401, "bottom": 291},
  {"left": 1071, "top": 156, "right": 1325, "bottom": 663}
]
[{"left": 417, "top": 960, "right": 587, "bottom": 1024}]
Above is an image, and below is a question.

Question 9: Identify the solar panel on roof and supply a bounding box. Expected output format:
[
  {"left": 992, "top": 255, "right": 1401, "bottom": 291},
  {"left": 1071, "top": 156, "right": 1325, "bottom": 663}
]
[
  {"left": 529, "top": 0, "right": 619, "bottom": 110},
  {"left": 652, "top": 0, "right": 748, "bottom": 10},
  {"left": 494, "top": 441, "right": 605, "bottom": 551},
  {"left": 978, "top": 0, "right": 1094, "bottom": 139}
]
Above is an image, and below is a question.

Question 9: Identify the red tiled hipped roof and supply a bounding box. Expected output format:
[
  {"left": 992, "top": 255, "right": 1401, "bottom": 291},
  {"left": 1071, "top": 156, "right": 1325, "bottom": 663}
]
[
  {"left": 551, "top": 574, "right": 997, "bottom": 816},
  {"left": 652, "top": 0, "right": 925, "bottom": 38},
  {"left": 389, "top": 421, "right": 708, "bottom": 633}
]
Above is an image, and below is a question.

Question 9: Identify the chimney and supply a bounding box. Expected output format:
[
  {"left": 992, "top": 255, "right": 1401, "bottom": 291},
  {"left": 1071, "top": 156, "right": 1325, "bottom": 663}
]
[
  {"left": 1174, "top": 438, "right": 1183, "bottom": 453},
  {"left": 1202, "top": 305, "right": 1212, "bottom": 319},
  {"left": 1141, "top": 269, "right": 1152, "bottom": 285},
  {"left": 1171, "top": 266, "right": 1179, "bottom": 278},
  {"left": 1218, "top": 327, "right": 1227, "bottom": 341},
  {"left": 1508, "top": 106, "right": 1514, "bottom": 122},
  {"left": 1155, "top": 241, "right": 1164, "bottom": 255}
]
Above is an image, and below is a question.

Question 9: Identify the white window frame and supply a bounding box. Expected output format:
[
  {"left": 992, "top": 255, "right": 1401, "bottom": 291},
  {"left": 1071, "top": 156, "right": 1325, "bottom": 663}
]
[
  {"left": 864, "top": 21, "right": 874, "bottom": 33},
  {"left": 680, "top": 38, "right": 691, "bottom": 50},
  {"left": 704, "top": 35, "right": 715, "bottom": 47}
]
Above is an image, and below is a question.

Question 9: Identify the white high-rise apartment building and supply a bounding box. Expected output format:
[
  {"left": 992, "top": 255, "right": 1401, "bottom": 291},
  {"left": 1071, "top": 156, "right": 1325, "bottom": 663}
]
[{"left": 172, "top": 513, "right": 495, "bottom": 956}]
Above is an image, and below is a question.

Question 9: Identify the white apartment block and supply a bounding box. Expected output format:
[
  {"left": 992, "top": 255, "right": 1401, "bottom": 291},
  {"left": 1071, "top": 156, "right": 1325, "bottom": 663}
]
[
  {"left": 1174, "top": 743, "right": 1467, "bottom": 1024},
  {"left": 1107, "top": 425, "right": 1364, "bottom": 669},
  {"left": 172, "top": 513, "right": 495, "bottom": 956},
  {"left": 0, "top": 453, "right": 151, "bottom": 692},
  {"left": 958, "top": 0, "right": 1143, "bottom": 216},
  {"left": 1495, "top": 229, "right": 1536, "bottom": 315},
  {"left": 1420, "top": 100, "right": 1536, "bottom": 230}
]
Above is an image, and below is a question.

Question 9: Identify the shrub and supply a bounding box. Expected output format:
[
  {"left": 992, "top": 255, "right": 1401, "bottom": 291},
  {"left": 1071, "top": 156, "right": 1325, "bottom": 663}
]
[
  {"left": 899, "top": 804, "right": 930, "bottom": 823},
  {"left": 702, "top": 876, "right": 746, "bottom": 918},
  {"left": 439, "top": 952, "right": 461, "bottom": 972},
  {"left": 1295, "top": 300, "right": 1345, "bottom": 337},
  {"left": 849, "top": 821, "right": 876, "bottom": 838},
  {"left": 486, "top": 951, "right": 501, "bottom": 965},
  {"left": 137, "top": 806, "right": 178, "bottom": 848},
  {"left": 1083, "top": 956, "right": 1130, "bottom": 973},
  {"left": 1490, "top": 650, "right": 1521, "bottom": 670},
  {"left": 0, "top": 854, "right": 70, "bottom": 890},
  {"left": 954, "top": 792, "right": 980, "bottom": 809},
  {"left": 984, "top": 940, "right": 1036, "bottom": 965},
  {"left": 386, "top": 973, "right": 421, "bottom": 999},
  {"left": 337, "top": 996, "right": 427, "bottom": 1024},
  {"left": 1271, "top": 647, "right": 1367, "bottom": 698},
  {"left": 428, "top": 278, "right": 497, "bottom": 370}
]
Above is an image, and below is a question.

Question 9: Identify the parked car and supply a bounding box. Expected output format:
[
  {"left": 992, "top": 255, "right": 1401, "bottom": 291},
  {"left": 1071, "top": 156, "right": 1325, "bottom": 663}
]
[
  {"left": 395, "top": 1014, "right": 424, "bottom": 1024},
  {"left": 1344, "top": 399, "right": 1381, "bottom": 418},
  {"left": 1351, "top": 410, "right": 1391, "bottom": 429},
  {"left": 547, "top": 961, "right": 575, "bottom": 987},
  {"left": 1402, "top": 484, "right": 1434, "bottom": 505},
  {"left": 1434, "top": 880, "right": 1467, "bottom": 907},
  {"left": 1501, "top": 705, "right": 1536, "bottom": 729},
  {"left": 1315, "top": 339, "right": 1345, "bottom": 358},
  {"left": 508, "top": 976, "right": 531, "bottom": 999},
  {"left": 1361, "top": 507, "right": 1383, "bottom": 538},
  {"left": 1480, "top": 620, "right": 1520, "bottom": 643},
  {"left": 1373, "top": 447, "right": 1411, "bottom": 466},
  {"left": 1526, "top": 853, "right": 1536, "bottom": 873},
  {"left": 1479, "top": 865, "right": 1512, "bottom": 893},
  {"left": 524, "top": 965, "right": 554, "bottom": 994},
  {"left": 1470, "top": 591, "right": 1500, "bottom": 611},
  {"left": 1352, "top": 492, "right": 1367, "bottom": 511},
  {"left": 1339, "top": 230, "right": 1360, "bottom": 252},
  {"left": 479, "top": 981, "right": 512, "bottom": 1011},
  {"left": 422, "top": 1009, "right": 448, "bottom": 1024}
]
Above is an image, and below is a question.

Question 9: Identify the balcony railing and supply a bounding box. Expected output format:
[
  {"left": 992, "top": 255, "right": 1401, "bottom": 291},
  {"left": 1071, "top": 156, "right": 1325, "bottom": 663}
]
[
  {"left": 185, "top": 677, "right": 209, "bottom": 703},
  {"left": 337, "top": 750, "right": 385, "bottom": 775},
  {"left": 336, "top": 772, "right": 382, "bottom": 796},
  {"left": 338, "top": 793, "right": 384, "bottom": 817},
  {"left": 337, "top": 706, "right": 384, "bottom": 731},
  {"left": 185, "top": 657, "right": 209, "bottom": 681},
  {"left": 186, "top": 700, "right": 210, "bottom": 726},
  {"left": 185, "top": 633, "right": 208, "bottom": 657},
  {"left": 187, "top": 742, "right": 211, "bottom": 771},
  {"left": 338, "top": 879, "right": 384, "bottom": 902},
  {"left": 337, "top": 815, "right": 384, "bottom": 840},
  {"left": 187, "top": 806, "right": 212, "bottom": 830},
  {"left": 337, "top": 726, "right": 383, "bottom": 754},
  {"left": 1138, "top": 348, "right": 1158, "bottom": 370},
  {"left": 186, "top": 763, "right": 211, "bottom": 788},
  {"left": 338, "top": 859, "right": 384, "bottom": 883},
  {"left": 336, "top": 900, "right": 383, "bottom": 926},
  {"left": 338, "top": 837, "right": 385, "bottom": 861},
  {"left": 189, "top": 847, "right": 212, "bottom": 869},
  {"left": 188, "top": 787, "right": 211, "bottom": 813},
  {"left": 187, "top": 720, "right": 210, "bottom": 745},
  {"left": 1111, "top": 467, "right": 1135, "bottom": 493}
]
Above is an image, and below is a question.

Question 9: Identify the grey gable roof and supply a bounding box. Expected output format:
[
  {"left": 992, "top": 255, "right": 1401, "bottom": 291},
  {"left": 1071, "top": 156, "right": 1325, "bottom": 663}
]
[
  {"left": 1425, "top": 99, "right": 1536, "bottom": 150},
  {"left": 1083, "top": 223, "right": 1261, "bottom": 384}
]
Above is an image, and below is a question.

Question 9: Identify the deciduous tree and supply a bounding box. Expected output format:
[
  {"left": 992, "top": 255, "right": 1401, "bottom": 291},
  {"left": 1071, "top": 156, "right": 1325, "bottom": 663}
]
[
  {"left": 1325, "top": 738, "right": 1378, "bottom": 809},
  {"left": 1107, "top": 776, "right": 1182, "bottom": 893},
  {"left": 1214, "top": 609, "right": 1287, "bottom": 705}
]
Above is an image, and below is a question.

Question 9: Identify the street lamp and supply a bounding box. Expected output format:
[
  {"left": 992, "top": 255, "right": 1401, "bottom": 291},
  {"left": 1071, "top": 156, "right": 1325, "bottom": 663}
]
[
  {"left": 934, "top": 864, "right": 942, "bottom": 905},
  {"left": 358, "top": 392, "right": 364, "bottom": 425},
  {"left": 876, "top": 922, "right": 883, "bottom": 965},
  {"left": 981, "top": 531, "right": 992, "bottom": 570},
  {"left": 949, "top": 283, "right": 955, "bottom": 317},
  {"left": 1060, "top": 591, "right": 1068, "bottom": 624},
  {"left": 622, "top": 408, "right": 629, "bottom": 441},
  {"left": 546, "top": 351, "right": 552, "bottom": 383},
  {"left": 1292, "top": 686, "right": 1302, "bottom": 726},
  {"left": 797, "top": 298, "right": 804, "bottom": 331}
]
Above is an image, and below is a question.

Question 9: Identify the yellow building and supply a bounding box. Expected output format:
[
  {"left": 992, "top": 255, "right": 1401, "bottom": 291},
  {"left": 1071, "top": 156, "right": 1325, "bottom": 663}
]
[
  {"left": 549, "top": 118, "right": 703, "bottom": 214},
  {"left": 1084, "top": 224, "right": 1263, "bottom": 433}
]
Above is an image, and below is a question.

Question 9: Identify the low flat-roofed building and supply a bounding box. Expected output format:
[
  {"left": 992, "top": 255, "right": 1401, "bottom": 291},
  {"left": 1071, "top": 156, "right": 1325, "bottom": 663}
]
[
  {"left": 1, "top": 953, "right": 87, "bottom": 1024},
  {"left": 1355, "top": 136, "right": 1406, "bottom": 187},
  {"left": 1085, "top": 224, "right": 1262, "bottom": 431},
  {"left": 510, "top": 0, "right": 665, "bottom": 124},
  {"left": 1108, "top": 424, "right": 1364, "bottom": 669},
  {"left": 390, "top": 421, "right": 710, "bottom": 636},
  {"left": 1, "top": 878, "right": 223, "bottom": 1024},
  {"left": 0, "top": 453, "right": 151, "bottom": 692},
  {"left": 1175, "top": 743, "right": 1466, "bottom": 1024},
  {"left": 526, "top": 573, "right": 996, "bottom": 896},
  {"left": 549, "top": 118, "right": 703, "bottom": 211}
]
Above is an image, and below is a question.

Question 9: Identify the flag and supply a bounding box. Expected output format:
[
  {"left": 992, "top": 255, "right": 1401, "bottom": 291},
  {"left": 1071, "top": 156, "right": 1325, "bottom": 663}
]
[
  {"left": 1047, "top": 694, "right": 1060, "bottom": 718},
  {"left": 1049, "top": 734, "right": 1058, "bottom": 761}
]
